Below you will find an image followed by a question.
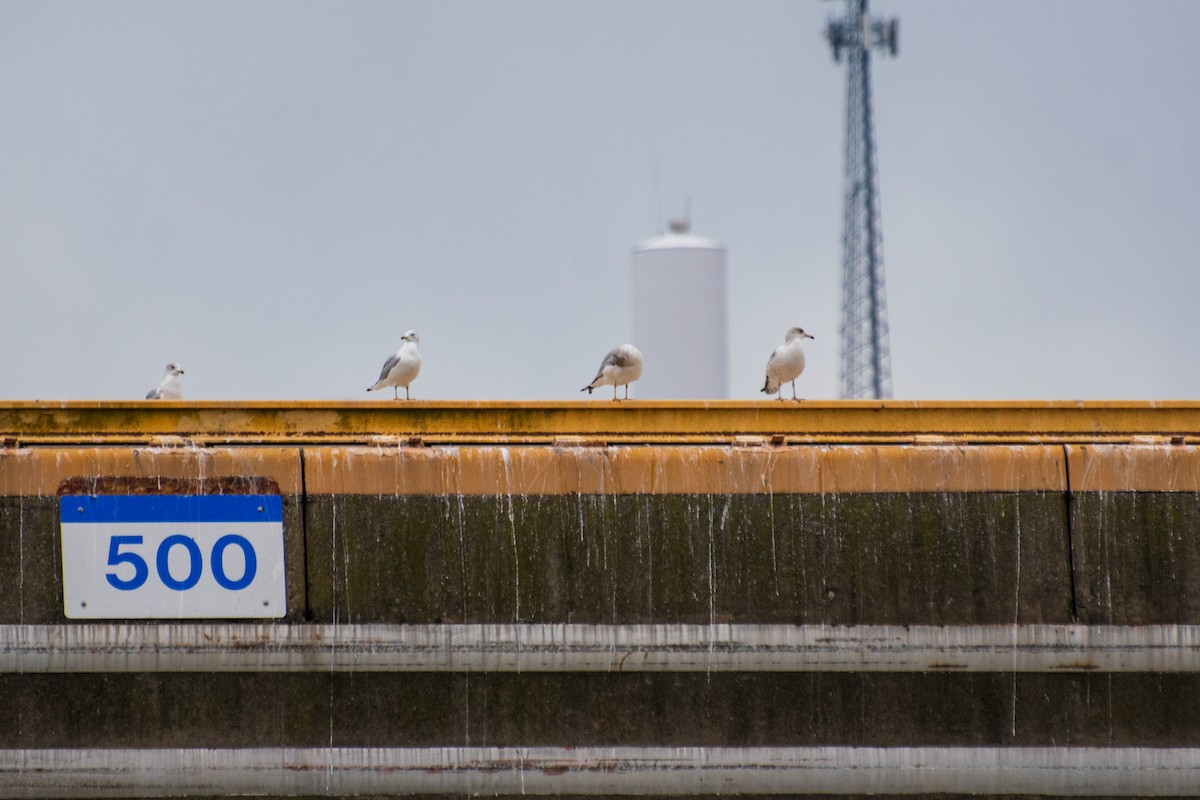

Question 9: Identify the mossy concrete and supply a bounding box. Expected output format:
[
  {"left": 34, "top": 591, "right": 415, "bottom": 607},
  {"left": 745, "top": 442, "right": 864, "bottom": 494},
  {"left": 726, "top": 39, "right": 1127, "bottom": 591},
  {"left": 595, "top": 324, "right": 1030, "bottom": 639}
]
[
  {"left": 1071, "top": 491, "right": 1200, "bottom": 624},
  {"left": 10, "top": 488, "right": 1200, "bottom": 626},
  {"left": 304, "top": 493, "right": 1071, "bottom": 625},
  {"left": 4, "top": 672, "right": 1200, "bottom": 749}
]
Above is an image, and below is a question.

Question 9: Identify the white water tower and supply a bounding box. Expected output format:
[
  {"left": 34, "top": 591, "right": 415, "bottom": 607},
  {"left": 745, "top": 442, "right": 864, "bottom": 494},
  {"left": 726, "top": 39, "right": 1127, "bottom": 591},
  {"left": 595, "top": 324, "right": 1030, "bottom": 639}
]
[{"left": 632, "top": 220, "right": 728, "bottom": 399}]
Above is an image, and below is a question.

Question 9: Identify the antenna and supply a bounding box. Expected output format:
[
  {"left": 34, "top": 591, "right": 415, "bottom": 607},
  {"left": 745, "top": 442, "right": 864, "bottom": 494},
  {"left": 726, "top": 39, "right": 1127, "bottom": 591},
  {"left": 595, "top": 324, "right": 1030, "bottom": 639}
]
[
  {"left": 668, "top": 196, "right": 692, "bottom": 234},
  {"left": 651, "top": 148, "right": 664, "bottom": 235},
  {"left": 827, "top": 0, "right": 898, "bottom": 400}
]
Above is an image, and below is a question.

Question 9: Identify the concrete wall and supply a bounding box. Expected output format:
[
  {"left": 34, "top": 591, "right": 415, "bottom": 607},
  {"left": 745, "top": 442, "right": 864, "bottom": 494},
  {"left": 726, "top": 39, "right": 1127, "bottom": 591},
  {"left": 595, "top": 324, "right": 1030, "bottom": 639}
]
[
  {"left": 7, "top": 442, "right": 1199, "bottom": 627},
  {"left": 2, "top": 403, "right": 1200, "bottom": 796}
]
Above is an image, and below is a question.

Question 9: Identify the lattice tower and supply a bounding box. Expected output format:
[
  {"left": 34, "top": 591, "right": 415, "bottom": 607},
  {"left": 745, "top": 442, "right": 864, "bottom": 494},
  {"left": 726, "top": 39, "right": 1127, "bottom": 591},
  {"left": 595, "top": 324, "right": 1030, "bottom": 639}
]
[{"left": 826, "top": 0, "right": 898, "bottom": 399}]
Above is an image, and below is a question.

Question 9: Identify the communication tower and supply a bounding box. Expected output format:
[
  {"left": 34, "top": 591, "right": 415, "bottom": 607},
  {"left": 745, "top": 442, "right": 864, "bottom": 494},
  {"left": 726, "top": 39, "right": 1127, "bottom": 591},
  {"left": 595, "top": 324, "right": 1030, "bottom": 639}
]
[{"left": 827, "top": 0, "right": 898, "bottom": 399}]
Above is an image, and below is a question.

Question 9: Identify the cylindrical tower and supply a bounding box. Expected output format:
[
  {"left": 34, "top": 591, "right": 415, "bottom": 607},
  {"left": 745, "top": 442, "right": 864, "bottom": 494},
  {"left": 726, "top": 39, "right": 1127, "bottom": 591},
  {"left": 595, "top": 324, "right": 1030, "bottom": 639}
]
[{"left": 632, "top": 220, "right": 728, "bottom": 399}]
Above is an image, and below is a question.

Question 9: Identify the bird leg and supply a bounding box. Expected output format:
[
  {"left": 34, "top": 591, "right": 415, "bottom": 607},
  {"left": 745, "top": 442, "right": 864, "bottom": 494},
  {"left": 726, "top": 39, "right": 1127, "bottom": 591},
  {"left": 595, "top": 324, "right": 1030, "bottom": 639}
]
[
  {"left": 393, "top": 387, "right": 399, "bottom": 400},
  {"left": 406, "top": 387, "right": 411, "bottom": 400}
]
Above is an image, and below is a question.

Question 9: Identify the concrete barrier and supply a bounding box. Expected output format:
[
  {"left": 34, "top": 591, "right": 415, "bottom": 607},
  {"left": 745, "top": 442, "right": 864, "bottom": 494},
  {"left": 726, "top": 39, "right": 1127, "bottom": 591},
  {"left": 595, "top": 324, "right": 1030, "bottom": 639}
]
[
  {"left": 2, "top": 401, "right": 1200, "bottom": 797},
  {"left": 300, "top": 444, "right": 1071, "bottom": 625}
]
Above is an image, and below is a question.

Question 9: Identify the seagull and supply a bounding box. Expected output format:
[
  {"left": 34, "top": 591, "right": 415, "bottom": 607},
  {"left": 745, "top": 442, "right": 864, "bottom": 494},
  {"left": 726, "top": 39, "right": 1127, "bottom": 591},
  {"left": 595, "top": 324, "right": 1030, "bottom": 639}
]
[
  {"left": 146, "top": 362, "right": 185, "bottom": 400},
  {"left": 761, "top": 327, "right": 814, "bottom": 400},
  {"left": 368, "top": 330, "right": 422, "bottom": 400},
  {"left": 582, "top": 344, "right": 643, "bottom": 401}
]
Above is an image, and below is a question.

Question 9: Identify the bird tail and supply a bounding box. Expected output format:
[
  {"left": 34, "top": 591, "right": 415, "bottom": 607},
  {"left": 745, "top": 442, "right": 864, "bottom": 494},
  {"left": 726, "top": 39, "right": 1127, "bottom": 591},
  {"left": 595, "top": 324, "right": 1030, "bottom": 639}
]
[{"left": 581, "top": 385, "right": 594, "bottom": 394}]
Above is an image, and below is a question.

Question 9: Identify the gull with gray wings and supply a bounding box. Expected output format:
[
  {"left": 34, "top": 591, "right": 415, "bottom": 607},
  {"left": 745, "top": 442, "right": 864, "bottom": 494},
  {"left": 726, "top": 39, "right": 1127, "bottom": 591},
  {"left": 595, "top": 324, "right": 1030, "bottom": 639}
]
[
  {"left": 368, "top": 331, "right": 422, "bottom": 400},
  {"left": 146, "top": 362, "right": 184, "bottom": 400},
  {"left": 762, "top": 328, "right": 813, "bottom": 401},
  {"left": 582, "top": 344, "right": 643, "bottom": 401}
]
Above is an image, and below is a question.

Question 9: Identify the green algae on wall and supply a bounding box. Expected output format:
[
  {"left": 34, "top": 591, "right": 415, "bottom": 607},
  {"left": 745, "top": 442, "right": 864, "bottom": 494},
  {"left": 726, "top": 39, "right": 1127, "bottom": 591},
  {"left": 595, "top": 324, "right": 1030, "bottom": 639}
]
[{"left": 303, "top": 492, "right": 1071, "bottom": 626}]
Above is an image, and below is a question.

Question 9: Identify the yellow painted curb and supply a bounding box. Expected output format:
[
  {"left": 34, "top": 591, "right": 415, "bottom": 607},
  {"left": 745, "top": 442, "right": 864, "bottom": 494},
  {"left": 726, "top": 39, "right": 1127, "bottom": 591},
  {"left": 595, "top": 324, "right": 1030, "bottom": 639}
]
[
  {"left": 295, "top": 444, "right": 1068, "bottom": 495},
  {"left": 1, "top": 400, "right": 1199, "bottom": 445}
]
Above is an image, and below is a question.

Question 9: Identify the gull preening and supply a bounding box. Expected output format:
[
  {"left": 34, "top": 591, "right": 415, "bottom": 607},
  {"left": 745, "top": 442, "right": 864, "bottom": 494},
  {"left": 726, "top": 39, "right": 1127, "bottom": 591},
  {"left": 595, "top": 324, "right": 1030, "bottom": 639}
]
[
  {"left": 582, "top": 344, "right": 643, "bottom": 401},
  {"left": 761, "top": 327, "right": 814, "bottom": 401},
  {"left": 368, "top": 330, "right": 422, "bottom": 400},
  {"left": 146, "top": 362, "right": 185, "bottom": 400}
]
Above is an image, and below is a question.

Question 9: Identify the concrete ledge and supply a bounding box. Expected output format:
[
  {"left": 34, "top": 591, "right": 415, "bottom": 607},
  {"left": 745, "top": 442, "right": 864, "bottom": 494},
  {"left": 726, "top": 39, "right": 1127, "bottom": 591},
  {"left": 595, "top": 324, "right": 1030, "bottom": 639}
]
[
  {"left": 5, "top": 746, "right": 1200, "bottom": 796},
  {"left": 5, "top": 624, "right": 1200, "bottom": 673},
  {"left": 4, "top": 400, "right": 1200, "bottom": 445}
]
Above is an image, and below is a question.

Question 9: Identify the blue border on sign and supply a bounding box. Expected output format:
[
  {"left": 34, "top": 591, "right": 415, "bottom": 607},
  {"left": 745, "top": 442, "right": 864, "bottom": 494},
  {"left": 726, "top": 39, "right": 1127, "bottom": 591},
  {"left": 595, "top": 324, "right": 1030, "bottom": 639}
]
[{"left": 60, "top": 495, "right": 283, "bottom": 524}]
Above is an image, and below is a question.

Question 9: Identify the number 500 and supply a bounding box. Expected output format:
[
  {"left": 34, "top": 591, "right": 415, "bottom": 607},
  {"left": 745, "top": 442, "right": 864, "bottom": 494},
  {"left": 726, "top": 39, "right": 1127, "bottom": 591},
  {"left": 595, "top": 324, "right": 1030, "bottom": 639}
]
[{"left": 105, "top": 534, "right": 258, "bottom": 592}]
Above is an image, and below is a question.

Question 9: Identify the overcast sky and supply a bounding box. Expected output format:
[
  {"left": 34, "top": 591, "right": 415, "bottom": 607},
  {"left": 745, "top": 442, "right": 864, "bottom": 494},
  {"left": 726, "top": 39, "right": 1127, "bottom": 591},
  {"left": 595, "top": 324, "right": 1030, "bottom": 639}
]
[{"left": 2, "top": 1, "right": 1198, "bottom": 402}]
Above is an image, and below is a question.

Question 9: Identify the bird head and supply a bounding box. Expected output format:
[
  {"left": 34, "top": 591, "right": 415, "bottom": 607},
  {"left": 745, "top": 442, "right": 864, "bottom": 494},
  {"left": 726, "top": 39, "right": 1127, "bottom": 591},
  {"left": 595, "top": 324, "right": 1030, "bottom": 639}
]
[
  {"left": 402, "top": 330, "right": 419, "bottom": 344},
  {"left": 786, "top": 327, "right": 814, "bottom": 342},
  {"left": 166, "top": 362, "right": 185, "bottom": 376}
]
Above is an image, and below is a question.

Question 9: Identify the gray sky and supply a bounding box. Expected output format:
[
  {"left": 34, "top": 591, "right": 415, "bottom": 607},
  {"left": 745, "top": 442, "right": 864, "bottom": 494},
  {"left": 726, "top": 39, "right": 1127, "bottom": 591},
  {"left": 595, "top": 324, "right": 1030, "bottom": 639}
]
[{"left": 2, "top": 1, "right": 1198, "bottom": 401}]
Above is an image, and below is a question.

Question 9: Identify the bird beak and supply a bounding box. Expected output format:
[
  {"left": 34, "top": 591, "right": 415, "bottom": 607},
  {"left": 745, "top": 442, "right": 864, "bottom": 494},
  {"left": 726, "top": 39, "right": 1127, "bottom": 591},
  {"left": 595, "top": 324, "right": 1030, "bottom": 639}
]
[{"left": 805, "top": 333, "right": 815, "bottom": 340}]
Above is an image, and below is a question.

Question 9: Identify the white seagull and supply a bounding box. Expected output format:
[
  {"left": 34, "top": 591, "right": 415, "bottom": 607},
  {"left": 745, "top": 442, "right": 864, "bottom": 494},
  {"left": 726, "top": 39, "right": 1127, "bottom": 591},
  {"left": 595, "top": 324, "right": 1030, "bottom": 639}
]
[
  {"left": 582, "top": 344, "right": 643, "bottom": 401},
  {"left": 368, "top": 330, "right": 422, "bottom": 400},
  {"left": 761, "top": 327, "right": 814, "bottom": 400},
  {"left": 146, "top": 362, "right": 185, "bottom": 400}
]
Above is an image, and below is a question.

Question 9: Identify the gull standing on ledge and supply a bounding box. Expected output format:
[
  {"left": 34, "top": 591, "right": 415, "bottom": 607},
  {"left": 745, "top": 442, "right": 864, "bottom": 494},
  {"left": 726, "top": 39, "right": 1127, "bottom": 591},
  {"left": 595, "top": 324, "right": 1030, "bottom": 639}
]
[
  {"left": 146, "top": 362, "right": 184, "bottom": 400},
  {"left": 368, "top": 330, "right": 422, "bottom": 400},
  {"left": 762, "top": 327, "right": 814, "bottom": 401},
  {"left": 582, "top": 344, "right": 643, "bottom": 401}
]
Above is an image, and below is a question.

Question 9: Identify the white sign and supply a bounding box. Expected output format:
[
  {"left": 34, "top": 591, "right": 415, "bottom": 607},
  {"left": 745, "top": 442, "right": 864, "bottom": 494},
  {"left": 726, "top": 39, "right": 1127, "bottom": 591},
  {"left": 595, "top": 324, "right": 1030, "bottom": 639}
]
[{"left": 60, "top": 495, "right": 286, "bottom": 619}]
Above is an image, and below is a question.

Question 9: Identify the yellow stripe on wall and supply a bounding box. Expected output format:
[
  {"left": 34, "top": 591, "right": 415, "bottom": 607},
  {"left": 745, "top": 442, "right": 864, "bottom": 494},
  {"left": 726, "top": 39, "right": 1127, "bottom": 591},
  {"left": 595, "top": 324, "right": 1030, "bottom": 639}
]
[
  {"left": 300, "top": 444, "right": 1067, "bottom": 496},
  {"left": 0, "top": 448, "right": 303, "bottom": 497},
  {"left": 1067, "top": 444, "right": 1200, "bottom": 492},
  {"left": 6, "top": 441, "right": 1200, "bottom": 498}
]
